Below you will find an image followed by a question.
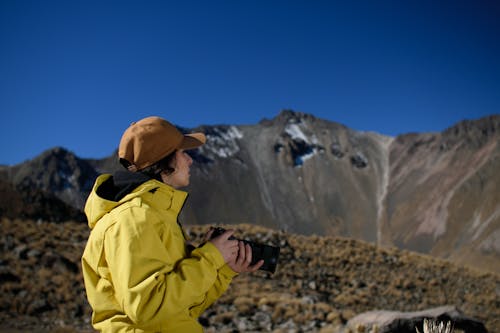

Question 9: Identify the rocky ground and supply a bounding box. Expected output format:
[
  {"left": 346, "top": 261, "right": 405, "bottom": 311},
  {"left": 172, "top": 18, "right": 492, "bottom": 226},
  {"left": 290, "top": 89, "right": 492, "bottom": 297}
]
[{"left": 0, "top": 218, "right": 498, "bottom": 332}]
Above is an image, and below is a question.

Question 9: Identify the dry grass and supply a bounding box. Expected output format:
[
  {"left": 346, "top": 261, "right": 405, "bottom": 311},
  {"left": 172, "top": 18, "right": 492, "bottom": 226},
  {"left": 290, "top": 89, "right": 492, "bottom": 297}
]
[{"left": 0, "top": 219, "right": 498, "bottom": 332}]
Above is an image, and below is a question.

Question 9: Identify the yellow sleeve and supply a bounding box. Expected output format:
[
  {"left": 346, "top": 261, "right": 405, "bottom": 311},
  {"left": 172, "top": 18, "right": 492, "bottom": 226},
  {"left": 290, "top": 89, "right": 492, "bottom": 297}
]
[
  {"left": 104, "top": 206, "right": 226, "bottom": 329},
  {"left": 189, "top": 264, "right": 238, "bottom": 318}
]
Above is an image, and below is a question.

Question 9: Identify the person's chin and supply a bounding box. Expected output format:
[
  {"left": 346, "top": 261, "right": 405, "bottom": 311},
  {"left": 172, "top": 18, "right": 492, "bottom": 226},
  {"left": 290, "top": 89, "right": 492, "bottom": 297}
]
[{"left": 182, "top": 176, "right": 190, "bottom": 188}]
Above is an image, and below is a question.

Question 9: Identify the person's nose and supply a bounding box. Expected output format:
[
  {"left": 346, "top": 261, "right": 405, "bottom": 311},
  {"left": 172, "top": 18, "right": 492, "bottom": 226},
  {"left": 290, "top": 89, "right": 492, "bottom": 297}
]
[{"left": 187, "top": 153, "right": 193, "bottom": 166}]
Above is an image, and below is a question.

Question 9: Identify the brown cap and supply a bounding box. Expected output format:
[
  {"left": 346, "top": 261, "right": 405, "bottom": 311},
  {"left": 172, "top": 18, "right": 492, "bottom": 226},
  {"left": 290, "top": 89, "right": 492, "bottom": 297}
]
[{"left": 118, "top": 116, "right": 206, "bottom": 171}]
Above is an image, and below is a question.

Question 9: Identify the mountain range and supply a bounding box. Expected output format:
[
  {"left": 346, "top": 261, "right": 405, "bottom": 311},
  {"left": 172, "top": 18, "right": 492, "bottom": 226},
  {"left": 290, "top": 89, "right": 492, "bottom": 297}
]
[{"left": 1, "top": 110, "right": 498, "bottom": 274}]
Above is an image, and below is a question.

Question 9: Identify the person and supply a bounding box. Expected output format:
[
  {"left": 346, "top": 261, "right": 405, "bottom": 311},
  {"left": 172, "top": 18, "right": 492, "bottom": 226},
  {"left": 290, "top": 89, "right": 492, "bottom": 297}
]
[{"left": 81, "top": 116, "right": 263, "bottom": 332}]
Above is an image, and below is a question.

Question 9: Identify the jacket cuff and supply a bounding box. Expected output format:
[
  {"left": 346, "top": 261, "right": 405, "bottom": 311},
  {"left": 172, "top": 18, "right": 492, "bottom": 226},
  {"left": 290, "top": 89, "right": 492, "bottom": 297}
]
[
  {"left": 196, "top": 241, "right": 226, "bottom": 270},
  {"left": 219, "top": 264, "right": 239, "bottom": 278}
]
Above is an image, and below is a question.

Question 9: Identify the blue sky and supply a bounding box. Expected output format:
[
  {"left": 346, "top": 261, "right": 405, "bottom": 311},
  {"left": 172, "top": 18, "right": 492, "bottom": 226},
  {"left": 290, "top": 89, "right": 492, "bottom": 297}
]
[{"left": 1, "top": 0, "right": 499, "bottom": 165}]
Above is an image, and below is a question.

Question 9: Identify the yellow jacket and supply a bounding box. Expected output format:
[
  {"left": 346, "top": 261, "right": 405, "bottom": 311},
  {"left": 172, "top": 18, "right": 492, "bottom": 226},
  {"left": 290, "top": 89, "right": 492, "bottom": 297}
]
[{"left": 81, "top": 173, "right": 237, "bottom": 332}]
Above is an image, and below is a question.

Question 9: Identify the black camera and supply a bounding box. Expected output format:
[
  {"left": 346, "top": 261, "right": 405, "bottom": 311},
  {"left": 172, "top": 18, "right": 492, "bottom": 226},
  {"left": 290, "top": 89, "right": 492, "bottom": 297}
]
[{"left": 210, "top": 227, "right": 280, "bottom": 274}]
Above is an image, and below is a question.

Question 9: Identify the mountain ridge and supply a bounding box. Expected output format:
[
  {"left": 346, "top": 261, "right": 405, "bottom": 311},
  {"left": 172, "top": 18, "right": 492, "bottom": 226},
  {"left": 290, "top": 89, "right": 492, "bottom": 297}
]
[{"left": 1, "top": 110, "right": 498, "bottom": 274}]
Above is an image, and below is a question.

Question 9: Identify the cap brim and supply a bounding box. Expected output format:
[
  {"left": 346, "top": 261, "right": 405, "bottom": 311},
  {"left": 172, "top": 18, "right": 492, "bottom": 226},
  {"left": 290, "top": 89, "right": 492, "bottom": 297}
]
[{"left": 180, "top": 132, "right": 206, "bottom": 150}]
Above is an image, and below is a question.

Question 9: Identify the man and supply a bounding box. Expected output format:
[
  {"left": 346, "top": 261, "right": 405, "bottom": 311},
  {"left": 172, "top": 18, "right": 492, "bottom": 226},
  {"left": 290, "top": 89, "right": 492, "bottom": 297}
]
[{"left": 81, "top": 116, "right": 262, "bottom": 332}]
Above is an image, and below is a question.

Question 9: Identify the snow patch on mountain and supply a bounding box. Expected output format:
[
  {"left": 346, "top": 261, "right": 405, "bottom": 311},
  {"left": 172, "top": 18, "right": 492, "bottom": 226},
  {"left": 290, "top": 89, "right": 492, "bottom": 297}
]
[
  {"left": 296, "top": 150, "right": 315, "bottom": 166},
  {"left": 200, "top": 126, "right": 243, "bottom": 159},
  {"left": 283, "top": 121, "right": 322, "bottom": 167},
  {"left": 285, "top": 124, "right": 310, "bottom": 143},
  {"left": 284, "top": 122, "right": 320, "bottom": 144}
]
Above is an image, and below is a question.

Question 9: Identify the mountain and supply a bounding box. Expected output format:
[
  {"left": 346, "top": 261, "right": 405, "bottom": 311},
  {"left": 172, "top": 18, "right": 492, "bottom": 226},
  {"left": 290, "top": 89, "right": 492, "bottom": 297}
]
[
  {"left": 0, "top": 147, "right": 95, "bottom": 222},
  {"left": 185, "top": 111, "right": 500, "bottom": 274},
  {"left": 381, "top": 115, "right": 500, "bottom": 271},
  {"left": 1, "top": 110, "right": 498, "bottom": 274}
]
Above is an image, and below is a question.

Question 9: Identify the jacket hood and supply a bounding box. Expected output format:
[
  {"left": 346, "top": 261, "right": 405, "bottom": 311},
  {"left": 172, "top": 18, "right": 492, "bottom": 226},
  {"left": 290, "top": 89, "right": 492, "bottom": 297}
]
[{"left": 84, "top": 171, "right": 160, "bottom": 229}]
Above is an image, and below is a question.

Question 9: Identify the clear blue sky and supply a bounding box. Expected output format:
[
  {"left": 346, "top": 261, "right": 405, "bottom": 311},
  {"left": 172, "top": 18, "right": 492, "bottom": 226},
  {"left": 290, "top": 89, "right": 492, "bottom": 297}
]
[{"left": 1, "top": 0, "right": 499, "bottom": 165}]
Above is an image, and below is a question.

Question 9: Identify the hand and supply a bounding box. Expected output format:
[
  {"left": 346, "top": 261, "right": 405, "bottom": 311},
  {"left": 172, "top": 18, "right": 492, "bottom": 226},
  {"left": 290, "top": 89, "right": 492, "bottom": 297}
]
[
  {"left": 228, "top": 241, "right": 264, "bottom": 273},
  {"left": 209, "top": 229, "right": 239, "bottom": 263}
]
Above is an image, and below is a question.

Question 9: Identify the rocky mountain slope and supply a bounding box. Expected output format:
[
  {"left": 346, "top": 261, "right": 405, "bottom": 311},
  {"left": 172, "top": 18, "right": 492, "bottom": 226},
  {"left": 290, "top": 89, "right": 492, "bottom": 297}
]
[
  {"left": 0, "top": 219, "right": 498, "bottom": 333},
  {"left": 0, "top": 110, "right": 498, "bottom": 274}
]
